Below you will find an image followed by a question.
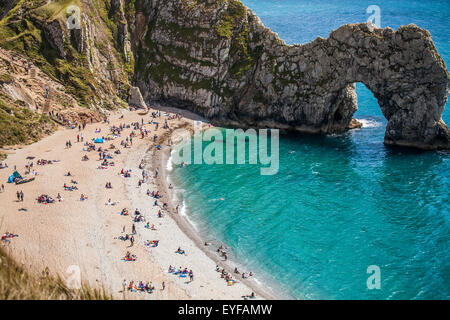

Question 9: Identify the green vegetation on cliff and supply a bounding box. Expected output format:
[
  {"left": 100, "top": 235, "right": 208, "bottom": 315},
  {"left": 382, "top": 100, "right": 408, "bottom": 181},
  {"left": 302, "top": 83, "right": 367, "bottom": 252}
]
[
  {"left": 0, "top": 0, "right": 131, "bottom": 109},
  {"left": 0, "top": 93, "right": 57, "bottom": 149},
  {"left": 216, "top": 0, "right": 246, "bottom": 39},
  {"left": 218, "top": 0, "right": 262, "bottom": 79}
]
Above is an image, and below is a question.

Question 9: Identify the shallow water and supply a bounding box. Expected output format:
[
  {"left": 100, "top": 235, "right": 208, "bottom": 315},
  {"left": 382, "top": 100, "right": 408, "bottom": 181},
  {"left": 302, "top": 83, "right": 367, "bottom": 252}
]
[{"left": 170, "top": 0, "right": 450, "bottom": 299}]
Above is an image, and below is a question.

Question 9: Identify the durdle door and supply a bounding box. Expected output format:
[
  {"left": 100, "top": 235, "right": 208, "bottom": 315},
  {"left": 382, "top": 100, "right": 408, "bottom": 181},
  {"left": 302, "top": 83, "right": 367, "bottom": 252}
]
[
  {"left": 4, "top": 0, "right": 447, "bottom": 150},
  {"left": 131, "top": 0, "right": 450, "bottom": 150}
]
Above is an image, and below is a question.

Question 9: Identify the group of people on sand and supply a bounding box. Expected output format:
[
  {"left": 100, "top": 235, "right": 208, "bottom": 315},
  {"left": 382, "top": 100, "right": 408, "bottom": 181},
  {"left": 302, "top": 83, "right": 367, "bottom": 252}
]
[
  {"left": 63, "top": 182, "right": 78, "bottom": 191},
  {"left": 80, "top": 194, "right": 88, "bottom": 201},
  {"left": 145, "top": 222, "right": 157, "bottom": 230},
  {"left": 3, "top": 107, "right": 255, "bottom": 299},
  {"left": 214, "top": 245, "right": 255, "bottom": 284},
  {"left": 124, "top": 251, "right": 137, "bottom": 262},
  {"left": 217, "top": 245, "right": 228, "bottom": 261},
  {"left": 125, "top": 280, "right": 155, "bottom": 294},
  {"left": 83, "top": 141, "right": 98, "bottom": 152},
  {"left": 145, "top": 240, "right": 159, "bottom": 248},
  {"left": 168, "top": 265, "right": 194, "bottom": 282},
  {"left": 37, "top": 194, "right": 54, "bottom": 204},
  {"left": 119, "top": 208, "right": 129, "bottom": 216},
  {"left": 36, "top": 159, "right": 54, "bottom": 166},
  {"left": 1, "top": 232, "right": 18, "bottom": 245},
  {"left": 16, "top": 190, "right": 24, "bottom": 202},
  {"left": 120, "top": 168, "right": 131, "bottom": 178},
  {"left": 147, "top": 190, "right": 162, "bottom": 198}
]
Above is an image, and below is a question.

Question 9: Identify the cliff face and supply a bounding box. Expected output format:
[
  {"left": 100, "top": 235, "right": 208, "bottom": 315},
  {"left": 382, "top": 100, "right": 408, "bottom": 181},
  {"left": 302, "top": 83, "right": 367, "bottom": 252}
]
[
  {"left": 0, "top": 0, "right": 133, "bottom": 112},
  {"left": 129, "top": 0, "right": 450, "bottom": 150},
  {"left": 1, "top": 0, "right": 449, "bottom": 150}
]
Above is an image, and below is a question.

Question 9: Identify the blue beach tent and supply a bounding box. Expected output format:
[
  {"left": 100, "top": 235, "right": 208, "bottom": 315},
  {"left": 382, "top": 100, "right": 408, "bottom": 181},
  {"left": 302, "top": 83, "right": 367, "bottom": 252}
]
[
  {"left": 7, "top": 171, "right": 21, "bottom": 183},
  {"left": 94, "top": 138, "right": 104, "bottom": 143}
]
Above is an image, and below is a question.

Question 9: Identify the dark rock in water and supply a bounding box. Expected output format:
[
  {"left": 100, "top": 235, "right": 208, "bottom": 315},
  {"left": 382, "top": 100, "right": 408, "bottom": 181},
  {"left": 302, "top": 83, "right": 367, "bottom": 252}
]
[{"left": 130, "top": 0, "right": 450, "bottom": 150}]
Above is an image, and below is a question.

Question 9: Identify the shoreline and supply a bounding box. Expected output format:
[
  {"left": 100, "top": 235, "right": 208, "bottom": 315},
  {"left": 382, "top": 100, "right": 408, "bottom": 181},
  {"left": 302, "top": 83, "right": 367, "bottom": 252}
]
[
  {"left": 121, "top": 110, "right": 278, "bottom": 300},
  {"left": 146, "top": 122, "right": 279, "bottom": 300},
  {"left": 0, "top": 107, "right": 276, "bottom": 300}
]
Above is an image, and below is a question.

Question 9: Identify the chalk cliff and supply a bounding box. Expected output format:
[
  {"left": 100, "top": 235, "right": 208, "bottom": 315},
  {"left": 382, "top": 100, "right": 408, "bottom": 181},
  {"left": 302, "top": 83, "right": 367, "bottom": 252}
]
[
  {"left": 129, "top": 0, "right": 450, "bottom": 150},
  {"left": 1, "top": 0, "right": 449, "bottom": 150}
]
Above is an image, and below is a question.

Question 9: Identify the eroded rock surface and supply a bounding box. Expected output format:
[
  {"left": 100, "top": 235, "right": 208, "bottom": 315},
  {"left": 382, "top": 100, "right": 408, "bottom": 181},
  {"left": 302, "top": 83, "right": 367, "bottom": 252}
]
[{"left": 130, "top": 0, "right": 450, "bottom": 149}]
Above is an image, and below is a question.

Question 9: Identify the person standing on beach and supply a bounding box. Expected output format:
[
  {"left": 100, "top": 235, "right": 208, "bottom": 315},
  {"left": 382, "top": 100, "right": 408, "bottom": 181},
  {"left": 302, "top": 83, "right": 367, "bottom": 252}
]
[
  {"left": 130, "top": 235, "right": 134, "bottom": 247},
  {"left": 16, "top": 191, "right": 20, "bottom": 202},
  {"left": 132, "top": 224, "right": 136, "bottom": 235},
  {"left": 20, "top": 191, "right": 24, "bottom": 202},
  {"left": 162, "top": 281, "right": 165, "bottom": 291}
]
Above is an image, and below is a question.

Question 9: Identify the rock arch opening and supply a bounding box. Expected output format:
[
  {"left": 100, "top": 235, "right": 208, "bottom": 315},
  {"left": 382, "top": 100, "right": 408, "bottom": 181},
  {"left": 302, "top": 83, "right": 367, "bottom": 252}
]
[
  {"left": 352, "top": 82, "right": 386, "bottom": 130},
  {"left": 133, "top": 1, "right": 449, "bottom": 150}
]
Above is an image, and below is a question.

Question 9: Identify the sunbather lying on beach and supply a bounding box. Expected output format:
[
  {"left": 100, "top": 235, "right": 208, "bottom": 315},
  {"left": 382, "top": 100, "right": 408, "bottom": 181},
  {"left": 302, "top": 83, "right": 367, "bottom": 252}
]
[
  {"left": 144, "top": 240, "right": 159, "bottom": 247},
  {"left": 37, "top": 194, "right": 54, "bottom": 204},
  {"left": 175, "top": 247, "right": 186, "bottom": 255},
  {"left": 1, "top": 232, "right": 18, "bottom": 244},
  {"left": 106, "top": 198, "right": 118, "bottom": 206},
  {"left": 242, "top": 292, "right": 256, "bottom": 300},
  {"left": 125, "top": 280, "right": 154, "bottom": 294},
  {"left": 145, "top": 223, "right": 157, "bottom": 230},
  {"left": 63, "top": 183, "right": 78, "bottom": 191},
  {"left": 123, "top": 251, "right": 137, "bottom": 262}
]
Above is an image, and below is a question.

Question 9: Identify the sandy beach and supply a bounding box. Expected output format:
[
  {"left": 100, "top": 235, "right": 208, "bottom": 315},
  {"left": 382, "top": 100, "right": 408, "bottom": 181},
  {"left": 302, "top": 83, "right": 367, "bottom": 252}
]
[{"left": 0, "top": 106, "right": 274, "bottom": 300}]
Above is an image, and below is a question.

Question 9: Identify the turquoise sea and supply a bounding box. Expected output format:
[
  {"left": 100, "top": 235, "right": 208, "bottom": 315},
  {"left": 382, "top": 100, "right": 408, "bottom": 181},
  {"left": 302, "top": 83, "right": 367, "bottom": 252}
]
[{"left": 169, "top": 0, "right": 450, "bottom": 299}]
